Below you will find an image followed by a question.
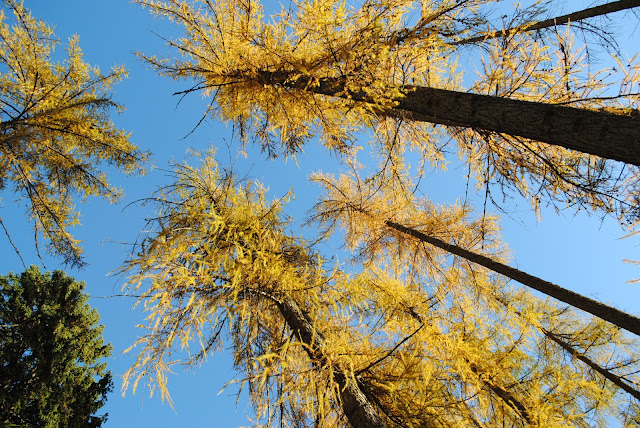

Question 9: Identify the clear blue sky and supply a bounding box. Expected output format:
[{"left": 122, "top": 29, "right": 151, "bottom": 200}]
[{"left": 1, "top": 1, "right": 639, "bottom": 427}]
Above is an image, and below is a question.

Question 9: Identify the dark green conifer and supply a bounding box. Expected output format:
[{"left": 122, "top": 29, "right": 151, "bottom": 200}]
[{"left": 0, "top": 266, "right": 112, "bottom": 427}]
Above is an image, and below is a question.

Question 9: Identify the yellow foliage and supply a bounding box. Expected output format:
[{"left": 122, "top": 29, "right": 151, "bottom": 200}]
[
  {"left": 121, "top": 154, "right": 640, "bottom": 427},
  {"left": 138, "top": 0, "right": 640, "bottom": 228},
  {"left": 0, "top": 0, "right": 147, "bottom": 266},
  {"left": 121, "top": 0, "right": 640, "bottom": 425}
]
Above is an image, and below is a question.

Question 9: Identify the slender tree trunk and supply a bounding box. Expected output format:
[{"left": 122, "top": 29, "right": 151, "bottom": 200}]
[
  {"left": 544, "top": 329, "right": 640, "bottom": 401},
  {"left": 467, "top": 363, "right": 535, "bottom": 424},
  {"left": 456, "top": 0, "right": 640, "bottom": 44},
  {"left": 492, "top": 295, "right": 640, "bottom": 401},
  {"left": 401, "top": 305, "right": 537, "bottom": 423},
  {"left": 250, "top": 72, "right": 640, "bottom": 165},
  {"left": 273, "top": 294, "right": 389, "bottom": 428},
  {"left": 380, "top": 219, "right": 640, "bottom": 337}
]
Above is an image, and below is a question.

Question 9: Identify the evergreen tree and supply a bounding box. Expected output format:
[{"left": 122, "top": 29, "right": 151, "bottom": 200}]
[{"left": 0, "top": 266, "right": 112, "bottom": 427}]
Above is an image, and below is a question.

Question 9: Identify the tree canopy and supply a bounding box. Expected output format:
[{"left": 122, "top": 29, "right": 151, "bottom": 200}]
[
  {"left": 0, "top": 0, "right": 147, "bottom": 267},
  {"left": 121, "top": 156, "right": 640, "bottom": 427},
  {"left": 115, "top": 0, "right": 640, "bottom": 425},
  {"left": 138, "top": 0, "right": 640, "bottom": 226},
  {"left": 0, "top": 266, "right": 112, "bottom": 427},
  {"left": 0, "top": 0, "right": 639, "bottom": 426}
]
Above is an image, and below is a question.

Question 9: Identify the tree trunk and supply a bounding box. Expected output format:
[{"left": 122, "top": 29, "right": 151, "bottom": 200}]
[
  {"left": 250, "top": 72, "right": 640, "bottom": 165},
  {"left": 492, "top": 295, "right": 640, "bottom": 401},
  {"left": 381, "top": 219, "right": 640, "bottom": 337},
  {"left": 467, "top": 363, "right": 535, "bottom": 423},
  {"left": 456, "top": 0, "right": 640, "bottom": 44},
  {"left": 388, "top": 85, "right": 640, "bottom": 166},
  {"left": 543, "top": 329, "right": 640, "bottom": 401},
  {"left": 274, "top": 294, "right": 389, "bottom": 428}
]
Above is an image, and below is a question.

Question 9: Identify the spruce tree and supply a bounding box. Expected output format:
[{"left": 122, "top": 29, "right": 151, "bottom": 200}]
[{"left": 0, "top": 266, "right": 112, "bottom": 427}]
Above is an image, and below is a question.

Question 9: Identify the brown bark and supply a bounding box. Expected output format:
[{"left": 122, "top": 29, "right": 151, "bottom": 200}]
[
  {"left": 492, "top": 295, "right": 640, "bottom": 402},
  {"left": 249, "top": 72, "right": 640, "bottom": 166},
  {"left": 468, "top": 363, "right": 535, "bottom": 424},
  {"left": 274, "top": 294, "right": 388, "bottom": 428},
  {"left": 381, "top": 219, "right": 640, "bottom": 337},
  {"left": 456, "top": 0, "right": 640, "bottom": 44},
  {"left": 543, "top": 329, "right": 640, "bottom": 401}
]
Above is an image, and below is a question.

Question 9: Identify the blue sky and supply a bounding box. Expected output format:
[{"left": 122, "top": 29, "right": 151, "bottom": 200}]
[{"left": 1, "top": 1, "right": 639, "bottom": 427}]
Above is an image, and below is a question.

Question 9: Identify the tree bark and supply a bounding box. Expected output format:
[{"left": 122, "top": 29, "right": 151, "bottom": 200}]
[
  {"left": 492, "top": 295, "right": 640, "bottom": 401},
  {"left": 274, "top": 294, "right": 389, "bottom": 428},
  {"left": 250, "top": 72, "right": 640, "bottom": 166},
  {"left": 543, "top": 329, "right": 640, "bottom": 401},
  {"left": 456, "top": 0, "right": 640, "bottom": 44},
  {"left": 382, "top": 219, "right": 640, "bottom": 337},
  {"left": 388, "top": 86, "right": 640, "bottom": 166},
  {"left": 467, "top": 363, "right": 535, "bottom": 423}
]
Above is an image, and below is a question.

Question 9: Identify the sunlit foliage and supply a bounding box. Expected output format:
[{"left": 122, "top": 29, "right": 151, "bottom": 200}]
[
  {"left": 0, "top": 0, "right": 147, "bottom": 266},
  {"left": 311, "top": 163, "right": 640, "bottom": 336},
  {"left": 138, "top": 0, "right": 640, "bottom": 226},
  {"left": 122, "top": 154, "right": 640, "bottom": 427},
  {"left": 124, "top": 1, "right": 640, "bottom": 425}
]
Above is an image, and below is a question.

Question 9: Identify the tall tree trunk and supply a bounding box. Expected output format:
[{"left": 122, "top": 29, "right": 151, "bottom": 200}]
[
  {"left": 543, "top": 329, "right": 640, "bottom": 401},
  {"left": 456, "top": 0, "right": 640, "bottom": 44},
  {"left": 467, "top": 362, "right": 535, "bottom": 424},
  {"left": 387, "top": 86, "right": 640, "bottom": 166},
  {"left": 250, "top": 72, "right": 640, "bottom": 165},
  {"left": 273, "top": 293, "right": 389, "bottom": 428},
  {"left": 492, "top": 295, "right": 640, "bottom": 401},
  {"left": 378, "top": 219, "right": 640, "bottom": 337}
]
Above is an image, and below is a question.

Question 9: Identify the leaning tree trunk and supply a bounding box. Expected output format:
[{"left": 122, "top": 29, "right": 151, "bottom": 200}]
[
  {"left": 544, "top": 329, "right": 640, "bottom": 401},
  {"left": 399, "top": 304, "right": 537, "bottom": 423},
  {"left": 378, "top": 219, "right": 640, "bottom": 337},
  {"left": 272, "top": 293, "right": 389, "bottom": 428},
  {"left": 386, "top": 86, "right": 640, "bottom": 166},
  {"left": 456, "top": 0, "right": 640, "bottom": 44},
  {"left": 249, "top": 72, "right": 640, "bottom": 166},
  {"left": 491, "top": 295, "right": 640, "bottom": 401}
]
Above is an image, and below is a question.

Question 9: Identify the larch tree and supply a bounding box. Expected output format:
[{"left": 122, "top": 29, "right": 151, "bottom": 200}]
[
  {"left": 311, "top": 166, "right": 640, "bottom": 336},
  {"left": 0, "top": 0, "right": 147, "bottom": 267},
  {"left": 454, "top": 0, "right": 640, "bottom": 45},
  {"left": 121, "top": 155, "right": 640, "bottom": 427},
  {"left": 120, "top": 0, "right": 640, "bottom": 425},
  {"left": 0, "top": 266, "right": 113, "bottom": 427},
  {"left": 137, "top": 0, "right": 640, "bottom": 227}
]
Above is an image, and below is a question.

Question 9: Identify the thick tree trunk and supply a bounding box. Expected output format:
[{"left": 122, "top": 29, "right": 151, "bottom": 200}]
[
  {"left": 382, "top": 219, "right": 640, "bottom": 337},
  {"left": 251, "top": 72, "right": 640, "bottom": 165},
  {"left": 388, "top": 86, "right": 640, "bottom": 166},
  {"left": 274, "top": 294, "right": 388, "bottom": 428},
  {"left": 456, "top": 0, "right": 640, "bottom": 44}
]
